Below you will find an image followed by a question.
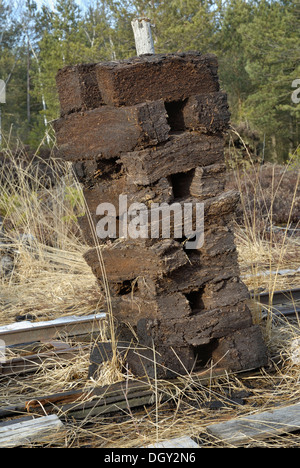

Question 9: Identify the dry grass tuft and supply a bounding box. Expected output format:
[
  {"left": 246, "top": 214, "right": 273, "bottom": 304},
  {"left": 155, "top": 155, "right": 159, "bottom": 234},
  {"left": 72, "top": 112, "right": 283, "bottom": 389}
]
[
  {"left": 226, "top": 131, "right": 300, "bottom": 331},
  {"left": 0, "top": 137, "right": 103, "bottom": 324}
]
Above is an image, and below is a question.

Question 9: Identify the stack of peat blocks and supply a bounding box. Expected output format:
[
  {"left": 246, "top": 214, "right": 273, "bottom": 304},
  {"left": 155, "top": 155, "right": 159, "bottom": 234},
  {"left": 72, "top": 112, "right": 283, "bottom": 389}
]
[{"left": 54, "top": 52, "right": 268, "bottom": 379}]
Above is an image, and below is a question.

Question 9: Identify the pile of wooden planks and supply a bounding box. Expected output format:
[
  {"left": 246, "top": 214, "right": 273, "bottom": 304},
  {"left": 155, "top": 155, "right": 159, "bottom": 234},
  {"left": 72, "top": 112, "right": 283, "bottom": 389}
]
[
  {"left": 0, "top": 313, "right": 106, "bottom": 377},
  {"left": 54, "top": 52, "right": 268, "bottom": 378}
]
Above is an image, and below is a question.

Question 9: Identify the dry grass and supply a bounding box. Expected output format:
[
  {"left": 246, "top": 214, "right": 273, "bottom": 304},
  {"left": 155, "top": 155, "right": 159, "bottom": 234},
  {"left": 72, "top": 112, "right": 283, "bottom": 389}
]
[
  {"left": 22, "top": 316, "right": 298, "bottom": 449},
  {"left": 226, "top": 130, "right": 300, "bottom": 332},
  {"left": 0, "top": 136, "right": 103, "bottom": 324},
  {"left": 0, "top": 132, "right": 299, "bottom": 448},
  {"left": 7, "top": 316, "right": 299, "bottom": 448}
]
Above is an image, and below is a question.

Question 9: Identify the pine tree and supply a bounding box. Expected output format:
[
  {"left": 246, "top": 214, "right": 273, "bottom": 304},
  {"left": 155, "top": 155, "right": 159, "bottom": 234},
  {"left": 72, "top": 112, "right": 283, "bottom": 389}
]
[
  {"left": 214, "top": 0, "right": 255, "bottom": 121},
  {"left": 31, "top": 0, "right": 115, "bottom": 140},
  {"left": 0, "top": 1, "right": 30, "bottom": 143},
  {"left": 81, "top": 1, "right": 116, "bottom": 62},
  {"left": 0, "top": 0, "right": 298, "bottom": 159},
  {"left": 151, "top": 0, "right": 220, "bottom": 54},
  {"left": 238, "top": 0, "right": 300, "bottom": 161}
]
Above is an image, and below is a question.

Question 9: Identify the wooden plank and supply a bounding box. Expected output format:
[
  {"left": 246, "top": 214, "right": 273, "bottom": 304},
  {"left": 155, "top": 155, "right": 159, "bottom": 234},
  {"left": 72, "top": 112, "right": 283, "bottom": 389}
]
[
  {"left": 62, "top": 393, "right": 157, "bottom": 420},
  {"left": 0, "top": 344, "right": 88, "bottom": 377},
  {"left": 0, "top": 369, "right": 227, "bottom": 421},
  {"left": 0, "top": 389, "right": 86, "bottom": 419},
  {"left": 258, "top": 288, "right": 300, "bottom": 306},
  {"left": 58, "top": 371, "right": 220, "bottom": 420},
  {"left": 206, "top": 403, "right": 300, "bottom": 446},
  {"left": 0, "top": 415, "right": 63, "bottom": 448},
  {"left": 146, "top": 437, "right": 199, "bottom": 448},
  {"left": 0, "top": 313, "right": 106, "bottom": 346}
]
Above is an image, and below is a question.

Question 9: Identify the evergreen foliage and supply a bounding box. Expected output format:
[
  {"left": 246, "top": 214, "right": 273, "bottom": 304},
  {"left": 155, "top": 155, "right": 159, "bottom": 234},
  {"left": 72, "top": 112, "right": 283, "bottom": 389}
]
[{"left": 0, "top": 0, "right": 298, "bottom": 161}]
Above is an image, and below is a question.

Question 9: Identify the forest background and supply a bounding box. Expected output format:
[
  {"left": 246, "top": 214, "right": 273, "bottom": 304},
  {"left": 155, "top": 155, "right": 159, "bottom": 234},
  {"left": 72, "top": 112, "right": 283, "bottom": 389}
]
[{"left": 0, "top": 0, "right": 299, "bottom": 162}]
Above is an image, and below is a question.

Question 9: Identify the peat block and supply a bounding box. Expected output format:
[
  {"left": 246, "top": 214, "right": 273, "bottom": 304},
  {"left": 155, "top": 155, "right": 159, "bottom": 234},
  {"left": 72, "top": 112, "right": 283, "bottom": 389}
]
[{"left": 54, "top": 52, "right": 269, "bottom": 379}]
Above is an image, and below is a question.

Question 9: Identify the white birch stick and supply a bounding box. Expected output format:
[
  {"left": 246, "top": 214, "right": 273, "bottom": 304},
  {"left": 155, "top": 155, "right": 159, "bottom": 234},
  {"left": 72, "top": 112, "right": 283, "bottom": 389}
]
[{"left": 131, "top": 18, "right": 155, "bottom": 56}]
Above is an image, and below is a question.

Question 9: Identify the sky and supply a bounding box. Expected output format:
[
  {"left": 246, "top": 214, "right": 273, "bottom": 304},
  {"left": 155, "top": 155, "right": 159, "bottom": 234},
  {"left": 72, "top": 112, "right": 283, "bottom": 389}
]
[
  {"left": 7, "top": 0, "right": 89, "bottom": 23},
  {"left": 34, "top": 0, "right": 89, "bottom": 11}
]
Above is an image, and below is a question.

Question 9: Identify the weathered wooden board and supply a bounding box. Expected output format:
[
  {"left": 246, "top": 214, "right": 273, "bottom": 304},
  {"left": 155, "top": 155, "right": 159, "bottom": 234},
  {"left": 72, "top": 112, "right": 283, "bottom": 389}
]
[
  {"left": 0, "top": 415, "right": 63, "bottom": 448},
  {"left": 50, "top": 368, "right": 227, "bottom": 419},
  {"left": 0, "top": 343, "right": 88, "bottom": 377},
  {"left": 120, "top": 132, "right": 224, "bottom": 185},
  {"left": 0, "top": 389, "right": 86, "bottom": 419},
  {"left": 53, "top": 100, "right": 170, "bottom": 162},
  {"left": 131, "top": 18, "right": 155, "bottom": 56},
  {"left": 206, "top": 402, "right": 300, "bottom": 446},
  {"left": 0, "top": 313, "right": 106, "bottom": 347},
  {"left": 0, "top": 368, "right": 257, "bottom": 423},
  {"left": 146, "top": 437, "right": 199, "bottom": 449},
  {"left": 95, "top": 52, "right": 219, "bottom": 107}
]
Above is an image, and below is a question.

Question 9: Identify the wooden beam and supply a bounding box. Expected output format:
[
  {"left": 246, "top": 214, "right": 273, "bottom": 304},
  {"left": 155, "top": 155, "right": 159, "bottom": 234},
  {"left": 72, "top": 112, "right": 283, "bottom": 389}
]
[
  {"left": 45, "top": 368, "right": 228, "bottom": 420},
  {"left": 0, "top": 389, "right": 86, "bottom": 419},
  {"left": 0, "top": 368, "right": 227, "bottom": 421},
  {"left": 0, "top": 344, "right": 88, "bottom": 377},
  {"left": 257, "top": 288, "right": 300, "bottom": 306},
  {"left": 206, "top": 403, "right": 300, "bottom": 446},
  {"left": 0, "top": 313, "right": 106, "bottom": 347},
  {"left": 0, "top": 80, "right": 6, "bottom": 103},
  {"left": 0, "top": 415, "right": 63, "bottom": 448},
  {"left": 146, "top": 437, "right": 199, "bottom": 448}
]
